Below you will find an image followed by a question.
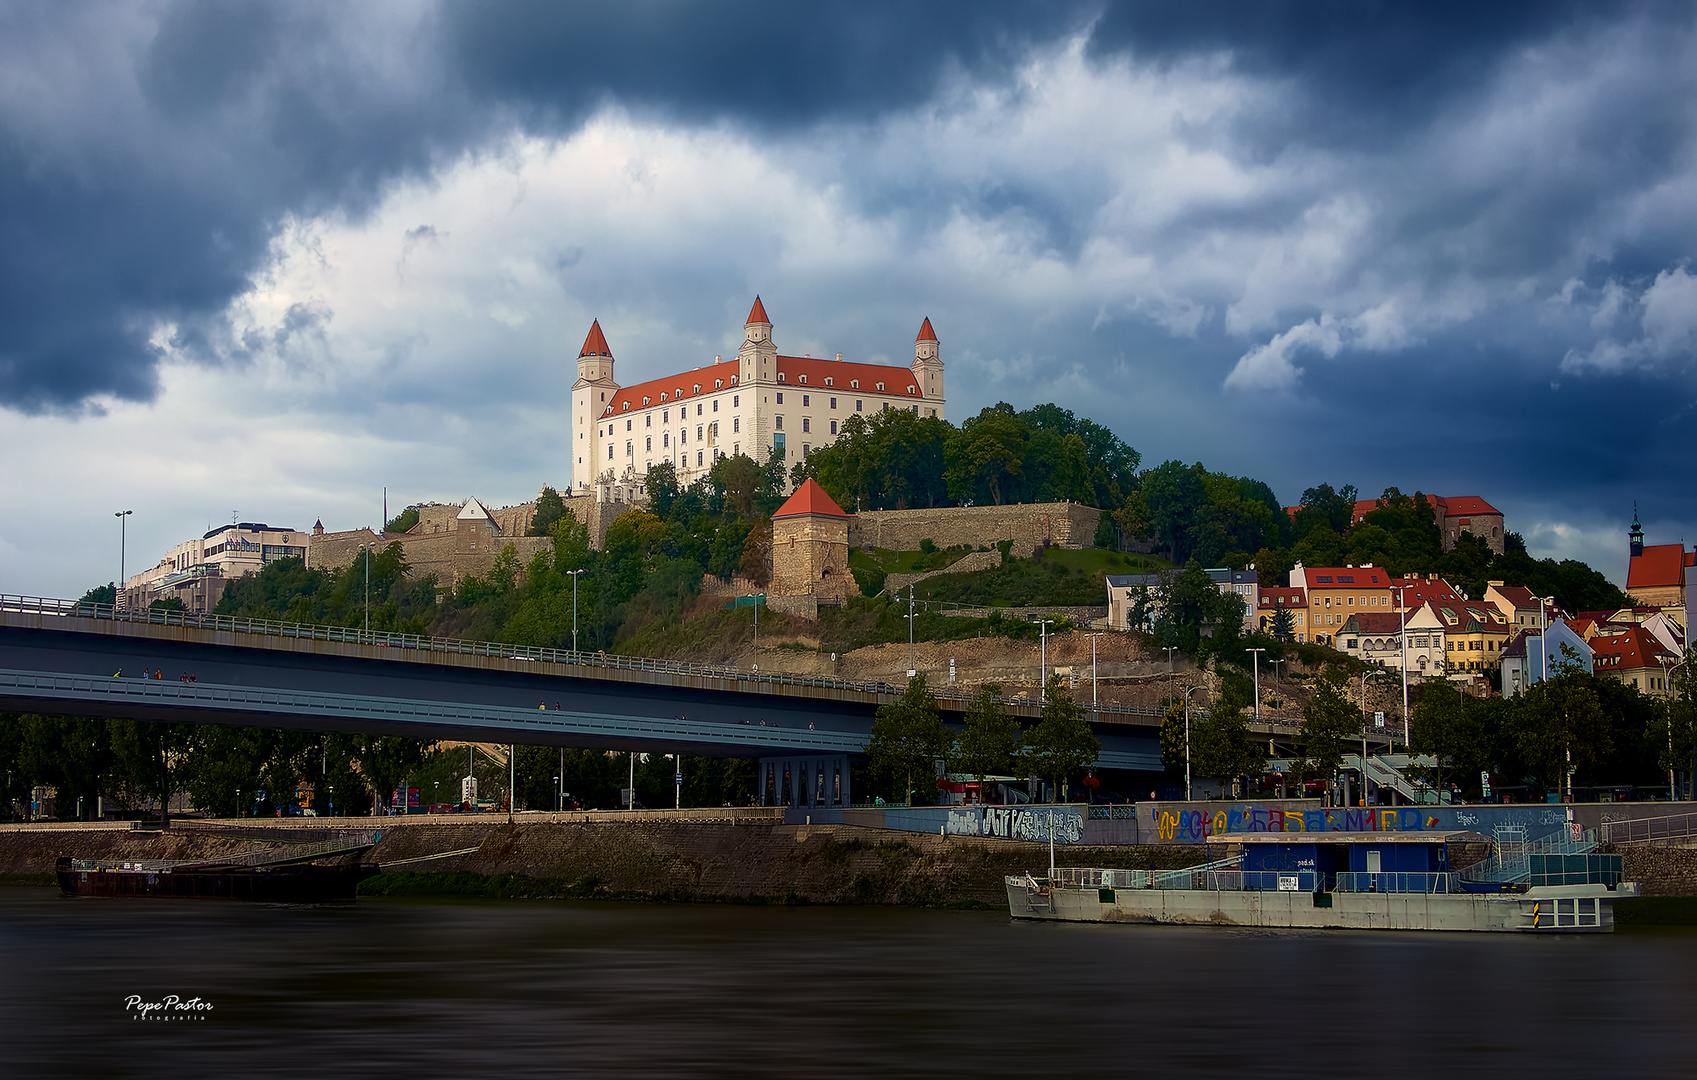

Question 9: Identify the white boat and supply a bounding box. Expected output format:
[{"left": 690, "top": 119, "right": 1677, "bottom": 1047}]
[{"left": 1006, "top": 829, "right": 1634, "bottom": 933}]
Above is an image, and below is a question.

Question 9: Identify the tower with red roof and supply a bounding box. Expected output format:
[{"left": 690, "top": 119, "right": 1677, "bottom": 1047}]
[
  {"left": 770, "top": 478, "right": 854, "bottom": 609},
  {"left": 912, "top": 316, "right": 944, "bottom": 405},
  {"left": 570, "top": 319, "right": 621, "bottom": 492}
]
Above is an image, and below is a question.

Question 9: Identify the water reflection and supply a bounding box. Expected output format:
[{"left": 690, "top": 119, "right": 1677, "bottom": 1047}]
[{"left": 4, "top": 889, "right": 1694, "bottom": 1076}]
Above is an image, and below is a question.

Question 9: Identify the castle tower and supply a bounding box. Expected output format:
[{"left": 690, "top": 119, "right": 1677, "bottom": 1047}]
[
  {"left": 1630, "top": 504, "right": 1644, "bottom": 558},
  {"left": 769, "top": 479, "right": 853, "bottom": 607},
  {"left": 912, "top": 316, "right": 944, "bottom": 405},
  {"left": 737, "top": 296, "right": 778, "bottom": 385},
  {"left": 570, "top": 320, "right": 620, "bottom": 493}
]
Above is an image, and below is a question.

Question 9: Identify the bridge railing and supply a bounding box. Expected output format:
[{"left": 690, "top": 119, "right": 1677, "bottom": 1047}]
[{"left": 1, "top": 593, "right": 1169, "bottom": 721}]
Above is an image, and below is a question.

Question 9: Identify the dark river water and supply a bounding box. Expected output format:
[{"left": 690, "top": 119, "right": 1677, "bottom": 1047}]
[{"left": 5, "top": 887, "right": 1695, "bottom": 1078}]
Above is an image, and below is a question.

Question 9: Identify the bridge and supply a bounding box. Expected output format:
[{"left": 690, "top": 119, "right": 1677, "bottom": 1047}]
[{"left": 0, "top": 597, "right": 1165, "bottom": 786}]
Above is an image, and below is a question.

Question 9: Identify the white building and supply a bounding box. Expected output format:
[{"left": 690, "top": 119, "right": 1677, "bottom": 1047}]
[
  {"left": 570, "top": 298, "right": 946, "bottom": 495},
  {"left": 121, "top": 522, "right": 307, "bottom": 613}
]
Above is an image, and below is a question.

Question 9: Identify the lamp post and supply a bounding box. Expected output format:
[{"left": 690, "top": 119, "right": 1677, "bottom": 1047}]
[
  {"left": 568, "top": 569, "right": 586, "bottom": 653},
  {"left": 1039, "top": 619, "right": 1055, "bottom": 702},
  {"left": 328, "top": 784, "right": 334, "bottom": 817},
  {"left": 114, "top": 510, "right": 133, "bottom": 610},
  {"left": 1184, "top": 685, "right": 1203, "bottom": 802},
  {"left": 360, "top": 543, "right": 372, "bottom": 634},
  {"left": 1087, "top": 633, "right": 1103, "bottom": 713},
  {"left": 907, "top": 585, "right": 917, "bottom": 676},
  {"left": 1395, "top": 584, "right": 1409, "bottom": 745},
  {"left": 1163, "top": 645, "right": 1177, "bottom": 710},
  {"left": 559, "top": 746, "right": 565, "bottom": 811},
  {"left": 1246, "top": 647, "right": 1265, "bottom": 723}
]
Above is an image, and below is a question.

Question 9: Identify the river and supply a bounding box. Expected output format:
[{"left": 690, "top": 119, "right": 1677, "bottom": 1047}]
[{"left": 4, "top": 888, "right": 1694, "bottom": 1077}]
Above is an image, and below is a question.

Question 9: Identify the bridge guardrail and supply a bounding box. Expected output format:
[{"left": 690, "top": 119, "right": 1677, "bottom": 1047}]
[{"left": 1, "top": 593, "right": 1169, "bottom": 722}]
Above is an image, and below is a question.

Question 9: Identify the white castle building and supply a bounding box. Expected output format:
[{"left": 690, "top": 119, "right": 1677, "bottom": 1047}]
[{"left": 570, "top": 298, "right": 946, "bottom": 496}]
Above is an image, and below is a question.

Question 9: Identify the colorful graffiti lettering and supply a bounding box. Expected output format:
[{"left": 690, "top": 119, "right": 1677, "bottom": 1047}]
[
  {"left": 1148, "top": 801, "right": 1577, "bottom": 843},
  {"left": 943, "top": 806, "right": 1083, "bottom": 844}
]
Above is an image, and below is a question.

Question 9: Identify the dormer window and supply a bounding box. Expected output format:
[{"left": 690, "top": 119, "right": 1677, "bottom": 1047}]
[
  {"left": 675, "top": 388, "right": 683, "bottom": 397},
  {"left": 876, "top": 381, "right": 885, "bottom": 391},
  {"left": 622, "top": 402, "right": 630, "bottom": 411},
  {"left": 850, "top": 380, "right": 859, "bottom": 389},
  {"left": 660, "top": 392, "right": 668, "bottom": 402},
  {"left": 715, "top": 379, "right": 723, "bottom": 389},
  {"left": 777, "top": 372, "right": 786, "bottom": 382},
  {"left": 730, "top": 375, "right": 738, "bottom": 384},
  {"left": 642, "top": 397, "right": 650, "bottom": 406},
  {"left": 798, "top": 375, "right": 807, "bottom": 384},
  {"left": 824, "top": 377, "right": 833, "bottom": 387},
  {"left": 694, "top": 384, "right": 701, "bottom": 394},
  {"left": 908, "top": 386, "right": 917, "bottom": 394}
]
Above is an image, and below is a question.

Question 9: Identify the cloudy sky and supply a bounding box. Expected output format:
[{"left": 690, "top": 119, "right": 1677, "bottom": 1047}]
[{"left": 4, "top": 1, "right": 1695, "bottom": 598}]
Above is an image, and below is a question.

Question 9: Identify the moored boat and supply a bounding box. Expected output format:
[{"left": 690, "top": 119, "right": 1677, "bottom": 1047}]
[
  {"left": 1007, "top": 829, "right": 1634, "bottom": 933},
  {"left": 57, "top": 833, "right": 382, "bottom": 902}
]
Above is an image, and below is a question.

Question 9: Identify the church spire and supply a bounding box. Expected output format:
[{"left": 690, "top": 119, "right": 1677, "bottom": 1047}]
[{"left": 1630, "top": 502, "right": 1644, "bottom": 558}]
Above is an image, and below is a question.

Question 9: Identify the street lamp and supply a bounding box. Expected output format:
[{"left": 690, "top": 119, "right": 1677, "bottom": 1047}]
[
  {"left": 1087, "top": 633, "right": 1103, "bottom": 713},
  {"left": 1183, "top": 685, "right": 1204, "bottom": 802},
  {"left": 907, "top": 585, "right": 918, "bottom": 676},
  {"left": 1039, "top": 619, "right": 1056, "bottom": 702},
  {"left": 1246, "top": 647, "right": 1265, "bottom": 723},
  {"left": 358, "top": 543, "right": 373, "bottom": 634},
  {"left": 1394, "top": 583, "right": 1410, "bottom": 745},
  {"left": 114, "top": 510, "right": 133, "bottom": 610},
  {"left": 1163, "top": 645, "right": 1177, "bottom": 710},
  {"left": 568, "top": 568, "right": 586, "bottom": 653}
]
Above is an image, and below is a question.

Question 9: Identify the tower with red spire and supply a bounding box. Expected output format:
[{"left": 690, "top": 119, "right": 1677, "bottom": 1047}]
[
  {"left": 736, "top": 296, "right": 778, "bottom": 385},
  {"left": 912, "top": 316, "right": 944, "bottom": 405},
  {"left": 570, "top": 319, "right": 621, "bottom": 492}
]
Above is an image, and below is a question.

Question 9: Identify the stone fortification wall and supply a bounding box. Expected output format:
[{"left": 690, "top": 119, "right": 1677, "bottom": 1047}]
[
  {"left": 309, "top": 527, "right": 550, "bottom": 588},
  {"left": 849, "top": 502, "right": 1101, "bottom": 557},
  {"left": 883, "top": 549, "right": 1004, "bottom": 597}
]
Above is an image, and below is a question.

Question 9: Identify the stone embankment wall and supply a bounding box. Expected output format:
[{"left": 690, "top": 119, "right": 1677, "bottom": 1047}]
[
  {"left": 0, "top": 819, "right": 1197, "bottom": 906},
  {"left": 1619, "top": 845, "right": 1697, "bottom": 896},
  {"left": 849, "top": 502, "right": 1102, "bottom": 558}
]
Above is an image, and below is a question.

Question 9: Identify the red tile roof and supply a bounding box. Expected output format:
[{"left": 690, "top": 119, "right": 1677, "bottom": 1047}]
[
  {"left": 1258, "top": 587, "right": 1306, "bottom": 608},
  {"left": 1627, "top": 542, "right": 1692, "bottom": 591},
  {"left": 1340, "top": 613, "right": 1404, "bottom": 634},
  {"left": 1589, "top": 625, "right": 1677, "bottom": 671},
  {"left": 599, "top": 354, "right": 923, "bottom": 418},
  {"left": 1392, "top": 576, "right": 1463, "bottom": 607},
  {"left": 601, "top": 358, "right": 741, "bottom": 417},
  {"left": 916, "top": 317, "right": 937, "bottom": 343},
  {"left": 1438, "top": 495, "right": 1501, "bottom": 517},
  {"left": 773, "top": 478, "right": 850, "bottom": 519},
  {"left": 747, "top": 296, "right": 769, "bottom": 324},
  {"left": 1300, "top": 566, "right": 1391, "bottom": 588},
  {"left": 579, "top": 319, "right": 612, "bottom": 357},
  {"left": 1489, "top": 584, "right": 1539, "bottom": 609}
]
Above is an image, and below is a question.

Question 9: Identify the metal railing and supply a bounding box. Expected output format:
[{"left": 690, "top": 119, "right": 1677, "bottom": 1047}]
[
  {"left": 1053, "top": 855, "right": 1245, "bottom": 891},
  {"left": 1599, "top": 811, "right": 1697, "bottom": 846},
  {"left": 1333, "top": 872, "right": 1458, "bottom": 894},
  {"left": 1, "top": 593, "right": 1166, "bottom": 721}
]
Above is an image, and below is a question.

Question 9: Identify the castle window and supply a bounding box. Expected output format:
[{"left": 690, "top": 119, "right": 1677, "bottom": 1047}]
[
  {"left": 626, "top": 419, "right": 632, "bottom": 431},
  {"left": 733, "top": 395, "right": 740, "bottom": 407},
  {"left": 730, "top": 375, "right": 737, "bottom": 384},
  {"left": 856, "top": 400, "right": 863, "bottom": 412},
  {"left": 799, "top": 375, "right": 807, "bottom": 384},
  {"left": 646, "top": 415, "right": 652, "bottom": 428},
  {"left": 662, "top": 410, "right": 669, "bottom": 423},
  {"left": 876, "top": 381, "right": 885, "bottom": 391},
  {"left": 663, "top": 433, "right": 670, "bottom": 448},
  {"left": 824, "top": 377, "right": 833, "bottom": 387},
  {"left": 775, "top": 416, "right": 784, "bottom": 431},
  {"left": 908, "top": 386, "right": 916, "bottom": 394},
  {"left": 850, "top": 380, "right": 859, "bottom": 389},
  {"left": 830, "top": 420, "right": 838, "bottom": 435},
  {"left": 713, "top": 399, "right": 719, "bottom": 412},
  {"left": 734, "top": 443, "right": 740, "bottom": 455},
  {"left": 623, "top": 402, "right": 630, "bottom": 411},
  {"left": 675, "top": 388, "right": 682, "bottom": 397},
  {"left": 802, "top": 417, "right": 810, "bottom": 433},
  {"left": 803, "top": 444, "right": 811, "bottom": 458},
  {"left": 645, "top": 437, "right": 652, "bottom": 451},
  {"left": 829, "top": 397, "right": 837, "bottom": 409},
  {"left": 694, "top": 384, "right": 700, "bottom": 394},
  {"left": 660, "top": 392, "right": 667, "bottom": 402},
  {"left": 697, "top": 425, "right": 703, "bottom": 440},
  {"left": 697, "top": 452, "right": 703, "bottom": 466},
  {"left": 911, "top": 405, "right": 918, "bottom": 415},
  {"left": 642, "top": 397, "right": 650, "bottom": 406},
  {"left": 697, "top": 404, "right": 703, "bottom": 416},
  {"left": 733, "top": 417, "right": 740, "bottom": 433},
  {"left": 608, "top": 445, "right": 614, "bottom": 459},
  {"left": 626, "top": 442, "right": 633, "bottom": 456},
  {"left": 715, "top": 379, "right": 723, "bottom": 389},
  {"left": 802, "top": 394, "right": 810, "bottom": 407},
  {"left": 776, "top": 393, "right": 783, "bottom": 405},
  {"left": 778, "top": 372, "right": 786, "bottom": 382}
]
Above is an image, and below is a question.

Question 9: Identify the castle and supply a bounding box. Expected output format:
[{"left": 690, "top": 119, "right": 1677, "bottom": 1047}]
[{"left": 571, "top": 298, "right": 946, "bottom": 495}]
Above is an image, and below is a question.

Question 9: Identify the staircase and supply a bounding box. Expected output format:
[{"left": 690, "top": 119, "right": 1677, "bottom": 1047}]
[
  {"left": 1340, "top": 753, "right": 1455, "bottom": 805},
  {"left": 1459, "top": 823, "right": 1596, "bottom": 885}
]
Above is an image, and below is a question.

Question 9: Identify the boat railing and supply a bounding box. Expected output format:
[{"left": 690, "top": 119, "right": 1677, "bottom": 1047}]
[
  {"left": 1052, "top": 855, "right": 1245, "bottom": 891},
  {"left": 1460, "top": 828, "right": 1596, "bottom": 884},
  {"left": 1333, "top": 872, "right": 1458, "bottom": 894}
]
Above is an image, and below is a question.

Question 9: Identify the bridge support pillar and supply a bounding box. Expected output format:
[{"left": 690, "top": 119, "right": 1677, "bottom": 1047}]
[{"left": 758, "top": 754, "right": 849, "bottom": 810}]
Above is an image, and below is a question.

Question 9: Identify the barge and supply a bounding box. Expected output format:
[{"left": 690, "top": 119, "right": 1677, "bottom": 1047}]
[
  {"left": 57, "top": 833, "right": 381, "bottom": 902},
  {"left": 1007, "top": 829, "right": 1635, "bottom": 933}
]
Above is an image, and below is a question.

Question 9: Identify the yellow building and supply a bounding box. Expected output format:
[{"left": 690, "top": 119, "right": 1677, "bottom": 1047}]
[
  {"left": 1292, "top": 564, "right": 1395, "bottom": 646},
  {"left": 1430, "top": 600, "right": 1511, "bottom": 673}
]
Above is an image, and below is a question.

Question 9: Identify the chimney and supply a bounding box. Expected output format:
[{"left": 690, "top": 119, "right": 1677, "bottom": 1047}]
[{"left": 835, "top": 352, "right": 843, "bottom": 362}]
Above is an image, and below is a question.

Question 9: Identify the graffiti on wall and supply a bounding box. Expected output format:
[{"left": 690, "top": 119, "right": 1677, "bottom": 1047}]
[
  {"left": 945, "top": 806, "right": 1084, "bottom": 844},
  {"left": 1151, "top": 803, "right": 1571, "bottom": 843}
]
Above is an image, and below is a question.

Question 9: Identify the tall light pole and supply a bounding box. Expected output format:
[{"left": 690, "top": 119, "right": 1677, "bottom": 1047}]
[
  {"left": 114, "top": 510, "right": 133, "bottom": 610},
  {"left": 1395, "top": 583, "right": 1410, "bottom": 745},
  {"left": 361, "top": 543, "right": 372, "bottom": 633},
  {"left": 568, "top": 568, "right": 586, "bottom": 653},
  {"left": 1087, "top": 633, "right": 1102, "bottom": 712},
  {"left": 907, "top": 585, "right": 917, "bottom": 676},
  {"left": 1039, "top": 619, "right": 1055, "bottom": 701},
  {"left": 1246, "top": 647, "right": 1265, "bottom": 723},
  {"left": 1163, "top": 645, "right": 1177, "bottom": 710},
  {"left": 1184, "top": 685, "right": 1203, "bottom": 802}
]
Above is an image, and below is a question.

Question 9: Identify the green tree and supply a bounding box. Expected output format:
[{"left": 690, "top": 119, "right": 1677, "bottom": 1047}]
[
  {"left": 1192, "top": 696, "right": 1265, "bottom": 796},
  {"left": 1511, "top": 657, "right": 1612, "bottom": 795},
  {"left": 349, "top": 735, "right": 429, "bottom": 815},
  {"left": 1268, "top": 605, "right": 1296, "bottom": 642},
  {"left": 385, "top": 504, "right": 421, "bottom": 534},
  {"left": 709, "top": 452, "right": 762, "bottom": 519},
  {"left": 945, "top": 404, "right": 1028, "bottom": 505},
  {"left": 1022, "top": 675, "right": 1100, "bottom": 798},
  {"left": 1159, "top": 699, "right": 1190, "bottom": 778},
  {"left": 1298, "top": 665, "right": 1362, "bottom": 787},
  {"left": 956, "top": 684, "right": 1023, "bottom": 789},
  {"left": 646, "top": 461, "right": 681, "bottom": 519},
  {"left": 867, "top": 674, "right": 949, "bottom": 804},
  {"left": 109, "top": 719, "right": 198, "bottom": 826},
  {"left": 79, "top": 583, "right": 117, "bottom": 607},
  {"left": 18, "top": 715, "right": 111, "bottom": 819},
  {"left": 526, "top": 487, "right": 567, "bottom": 536},
  {"left": 1408, "top": 679, "right": 1487, "bottom": 795}
]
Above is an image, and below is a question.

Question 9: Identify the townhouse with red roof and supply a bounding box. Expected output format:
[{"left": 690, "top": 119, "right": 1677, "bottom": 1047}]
[
  {"left": 1288, "top": 564, "right": 1395, "bottom": 646},
  {"left": 1625, "top": 507, "right": 1693, "bottom": 615},
  {"left": 569, "top": 298, "right": 945, "bottom": 495},
  {"left": 1589, "top": 625, "right": 1681, "bottom": 698},
  {"left": 1285, "top": 493, "right": 1507, "bottom": 554}
]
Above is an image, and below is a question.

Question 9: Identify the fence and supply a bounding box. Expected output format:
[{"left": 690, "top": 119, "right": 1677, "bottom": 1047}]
[{"left": 1599, "top": 811, "right": 1697, "bottom": 846}]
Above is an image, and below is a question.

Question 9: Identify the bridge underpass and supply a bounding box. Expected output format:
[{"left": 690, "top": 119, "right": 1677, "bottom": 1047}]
[{"left": 0, "top": 600, "right": 1164, "bottom": 784}]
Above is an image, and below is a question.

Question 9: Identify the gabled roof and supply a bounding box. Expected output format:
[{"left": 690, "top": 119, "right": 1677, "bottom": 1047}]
[
  {"left": 775, "top": 355, "right": 920, "bottom": 397},
  {"left": 772, "top": 478, "right": 850, "bottom": 520},
  {"left": 1339, "top": 613, "right": 1404, "bottom": 635},
  {"left": 916, "top": 317, "right": 937, "bottom": 343},
  {"left": 1627, "top": 542, "right": 1693, "bottom": 591},
  {"left": 579, "top": 319, "right": 612, "bottom": 358},
  {"left": 1107, "top": 573, "right": 1165, "bottom": 589},
  {"left": 1589, "top": 625, "right": 1677, "bottom": 671},
  {"left": 746, "top": 296, "right": 770, "bottom": 325},
  {"left": 1258, "top": 587, "right": 1306, "bottom": 607},
  {"left": 1439, "top": 495, "right": 1501, "bottom": 517},
  {"left": 1393, "top": 576, "right": 1463, "bottom": 607},
  {"left": 1488, "top": 583, "right": 1539, "bottom": 609},
  {"left": 458, "top": 498, "right": 497, "bottom": 525}
]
